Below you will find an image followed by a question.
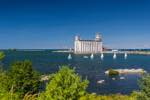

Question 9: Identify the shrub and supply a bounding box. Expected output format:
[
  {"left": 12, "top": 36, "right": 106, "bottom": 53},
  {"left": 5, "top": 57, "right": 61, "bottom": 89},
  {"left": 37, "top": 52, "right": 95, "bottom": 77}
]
[
  {"left": 137, "top": 74, "right": 150, "bottom": 100},
  {"left": 0, "top": 51, "right": 5, "bottom": 61},
  {"left": 38, "top": 66, "right": 89, "bottom": 100},
  {"left": 0, "top": 60, "right": 41, "bottom": 99},
  {"left": 108, "top": 69, "right": 119, "bottom": 76},
  {"left": 9, "top": 60, "right": 41, "bottom": 97}
]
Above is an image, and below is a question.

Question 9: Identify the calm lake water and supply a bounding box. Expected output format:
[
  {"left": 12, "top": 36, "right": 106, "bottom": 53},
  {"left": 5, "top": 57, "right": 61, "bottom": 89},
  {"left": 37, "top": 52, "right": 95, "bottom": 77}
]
[{"left": 2, "top": 50, "right": 150, "bottom": 94}]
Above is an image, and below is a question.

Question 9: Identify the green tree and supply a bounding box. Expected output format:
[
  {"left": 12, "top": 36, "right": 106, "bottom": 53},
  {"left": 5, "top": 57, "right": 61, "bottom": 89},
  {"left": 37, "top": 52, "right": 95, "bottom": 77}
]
[
  {"left": 0, "top": 68, "right": 20, "bottom": 100},
  {"left": 0, "top": 51, "right": 5, "bottom": 68},
  {"left": 0, "top": 91, "right": 19, "bottom": 100},
  {"left": 0, "top": 70, "right": 11, "bottom": 93},
  {"left": 0, "top": 51, "right": 5, "bottom": 61},
  {"left": 8, "top": 60, "right": 40, "bottom": 98},
  {"left": 38, "top": 66, "right": 89, "bottom": 100},
  {"left": 137, "top": 74, "right": 150, "bottom": 100}
]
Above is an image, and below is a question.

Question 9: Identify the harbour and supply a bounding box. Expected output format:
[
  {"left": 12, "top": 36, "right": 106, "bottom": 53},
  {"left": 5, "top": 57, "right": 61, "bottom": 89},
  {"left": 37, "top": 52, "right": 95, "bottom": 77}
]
[{"left": 2, "top": 49, "right": 150, "bottom": 94}]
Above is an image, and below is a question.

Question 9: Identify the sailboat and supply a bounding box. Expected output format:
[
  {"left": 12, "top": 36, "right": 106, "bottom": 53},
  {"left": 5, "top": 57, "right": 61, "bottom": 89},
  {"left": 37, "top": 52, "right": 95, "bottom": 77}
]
[
  {"left": 101, "top": 53, "right": 104, "bottom": 59},
  {"left": 113, "top": 53, "right": 117, "bottom": 59},
  {"left": 90, "top": 53, "right": 94, "bottom": 59},
  {"left": 68, "top": 54, "right": 72, "bottom": 60},
  {"left": 124, "top": 52, "right": 127, "bottom": 59}
]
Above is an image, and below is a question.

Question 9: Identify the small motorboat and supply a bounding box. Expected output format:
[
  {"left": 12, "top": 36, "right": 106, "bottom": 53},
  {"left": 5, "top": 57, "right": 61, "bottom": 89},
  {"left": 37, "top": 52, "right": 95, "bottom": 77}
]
[
  {"left": 83, "top": 56, "right": 89, "bottom": 59},
  {"left": 112, "top": 78, "right": 116, "bottom": 80},
  {"left": 97, "top": 80, "right": 105, "bottom": 84},
  {"left": 120, "top": 77, "right": 125, "bottom": 80}
]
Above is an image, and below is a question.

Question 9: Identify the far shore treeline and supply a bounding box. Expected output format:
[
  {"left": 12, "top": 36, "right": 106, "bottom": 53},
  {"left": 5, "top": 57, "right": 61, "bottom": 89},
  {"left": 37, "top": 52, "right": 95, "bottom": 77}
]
[{"left": 0, "top": 51, "right": 150, "bottom": 100}]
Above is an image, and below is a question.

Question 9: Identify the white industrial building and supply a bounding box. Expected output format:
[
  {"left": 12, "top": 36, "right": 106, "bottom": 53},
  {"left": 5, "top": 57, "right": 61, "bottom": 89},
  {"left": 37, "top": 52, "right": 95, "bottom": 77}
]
[{"left": 74, "top": 33, "right": 103, "bottom": 54}]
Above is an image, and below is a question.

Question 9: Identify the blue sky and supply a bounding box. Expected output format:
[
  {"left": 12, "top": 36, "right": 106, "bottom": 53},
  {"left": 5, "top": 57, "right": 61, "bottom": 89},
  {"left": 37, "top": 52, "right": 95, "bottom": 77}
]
[{"left": 0, "top": 0, "right": 150, "bottom": 49}]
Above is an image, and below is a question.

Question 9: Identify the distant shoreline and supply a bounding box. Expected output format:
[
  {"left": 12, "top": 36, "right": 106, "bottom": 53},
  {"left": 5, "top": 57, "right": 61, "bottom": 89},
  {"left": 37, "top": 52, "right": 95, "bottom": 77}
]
[
  {"left": 52, "top": 50, "right": 150, "bottom": 55},
  {"left": 1, "top": 49, "right": 150, "bottom": 55}
]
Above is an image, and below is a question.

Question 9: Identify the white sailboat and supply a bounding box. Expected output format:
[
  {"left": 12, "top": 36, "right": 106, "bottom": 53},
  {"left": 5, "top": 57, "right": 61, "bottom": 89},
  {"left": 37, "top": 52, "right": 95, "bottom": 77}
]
[
  {"left": 101, "top": 53, "right": 104, "bottom": 59},
  {"left": 113, "top": 53, "right": 117, "bottom": 59},
  {"left": 68, "top": 54, "right": 72, "bottom": 60},
  {"left": 90, "top": 53, "right": 94, "bottom": 59},
  {"left": 124, "top": 52, "right": 127, "bottom": 59}
]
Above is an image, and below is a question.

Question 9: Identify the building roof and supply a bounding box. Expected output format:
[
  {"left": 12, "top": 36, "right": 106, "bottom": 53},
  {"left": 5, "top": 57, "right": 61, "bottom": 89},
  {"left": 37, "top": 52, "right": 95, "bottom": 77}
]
[{"left": 79, "top": 40, "right": 102, "bottom": 42}]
